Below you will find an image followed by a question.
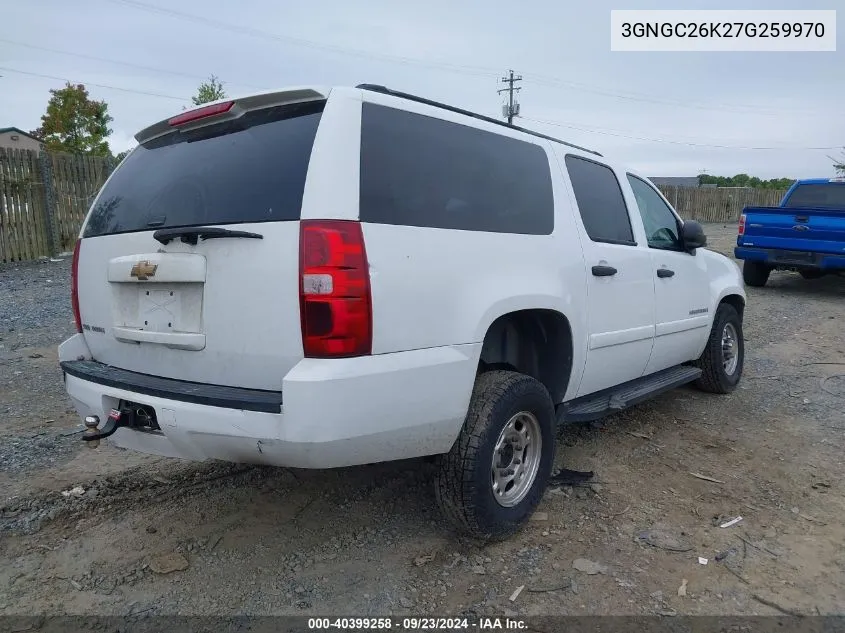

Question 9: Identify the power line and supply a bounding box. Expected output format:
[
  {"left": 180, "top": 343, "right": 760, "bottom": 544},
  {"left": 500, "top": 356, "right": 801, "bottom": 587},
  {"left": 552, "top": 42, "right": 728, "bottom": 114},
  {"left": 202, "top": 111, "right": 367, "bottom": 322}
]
[
  {"left": 519, "top": 115, "right": 839, "bottom": 151},
  {"left": 497, "top": 70, "right": 522, "bottom": 125},
  {"left": 8, "top": 2, "right": 829, "bottom": 119},
  {"left": 0, "top": 67, "right": 189, "bottom": 101},
  {"left": 103, "top": 0, "right": 499, "bottom": 78},
  {"left": 0, "top": 39, "right": 268, "bottom": 91},
  {"left": 524, "top": 115, "right": 838, "bottom": 150},
  {"left": 3, "top": 66, "right": 832, "bottom": 155},
  {"left": 101, "top": 0, "right": 821, "bottom": 117},
  {"left": 520, "top": 74, "right": 813, "bottom": 116}
]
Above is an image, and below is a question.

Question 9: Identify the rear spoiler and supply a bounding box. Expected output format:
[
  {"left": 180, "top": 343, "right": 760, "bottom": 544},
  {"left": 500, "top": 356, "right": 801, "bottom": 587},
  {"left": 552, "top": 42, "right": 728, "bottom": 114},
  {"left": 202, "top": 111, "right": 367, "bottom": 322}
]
[{"left": 135, "top": 87, "right": 329, "bottom": 144}]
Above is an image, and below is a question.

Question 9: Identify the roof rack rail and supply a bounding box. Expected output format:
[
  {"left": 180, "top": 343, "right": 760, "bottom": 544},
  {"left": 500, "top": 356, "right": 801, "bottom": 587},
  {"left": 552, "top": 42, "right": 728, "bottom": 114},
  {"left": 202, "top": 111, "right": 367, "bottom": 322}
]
[{"left": 356, "top": 83, "right": 602, "bottom": 157}]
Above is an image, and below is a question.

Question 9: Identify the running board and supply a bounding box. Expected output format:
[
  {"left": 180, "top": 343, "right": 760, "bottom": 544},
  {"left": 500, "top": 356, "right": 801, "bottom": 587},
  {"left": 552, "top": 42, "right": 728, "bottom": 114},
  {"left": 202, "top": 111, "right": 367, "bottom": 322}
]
[{"left": 558, "top": 365, "right": 702, "bottom": 424}]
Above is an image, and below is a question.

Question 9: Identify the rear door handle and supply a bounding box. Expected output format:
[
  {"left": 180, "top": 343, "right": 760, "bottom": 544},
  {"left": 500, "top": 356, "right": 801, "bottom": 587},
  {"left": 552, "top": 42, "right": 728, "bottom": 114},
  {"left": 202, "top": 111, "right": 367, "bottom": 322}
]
[
  {"left": 656, "top": 268, "right": 675, "bottom": 278},
  {"left": 591, "top": 265, "right": 618, "bottom": 277}
]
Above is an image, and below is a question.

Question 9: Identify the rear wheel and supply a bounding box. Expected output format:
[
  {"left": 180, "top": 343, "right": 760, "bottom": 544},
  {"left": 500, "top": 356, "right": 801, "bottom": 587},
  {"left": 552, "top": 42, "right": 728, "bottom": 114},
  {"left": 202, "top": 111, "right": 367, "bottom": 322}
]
[
  {"left": 434, "top": 371, "right": 555, "bottom": 540},
  {"left": 743, "top": 261, "right": 770, "bottom": 287},
  {"left": 693, "top": 303, "right": 744, "bottom": 394},
  {"left": 799, "top": 269, "right": 824, "bottom": 280}
]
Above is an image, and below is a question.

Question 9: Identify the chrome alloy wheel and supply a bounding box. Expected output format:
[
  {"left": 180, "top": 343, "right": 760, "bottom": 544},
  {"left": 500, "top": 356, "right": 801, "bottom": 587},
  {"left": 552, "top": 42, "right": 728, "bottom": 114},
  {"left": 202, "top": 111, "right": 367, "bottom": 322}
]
[
  {"left": 491, "top": 411, "right": 542, "bottom": 507},
  {"left": 722, "top": 322, "right": 739, "bottom": 375}
]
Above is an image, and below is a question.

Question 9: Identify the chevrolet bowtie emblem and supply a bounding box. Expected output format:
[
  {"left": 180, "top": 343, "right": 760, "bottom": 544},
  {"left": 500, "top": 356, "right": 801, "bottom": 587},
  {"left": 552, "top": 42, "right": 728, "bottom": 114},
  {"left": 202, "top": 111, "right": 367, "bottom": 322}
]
[{"left": 130, "top": 260, "right": 158, "bottom": 280}]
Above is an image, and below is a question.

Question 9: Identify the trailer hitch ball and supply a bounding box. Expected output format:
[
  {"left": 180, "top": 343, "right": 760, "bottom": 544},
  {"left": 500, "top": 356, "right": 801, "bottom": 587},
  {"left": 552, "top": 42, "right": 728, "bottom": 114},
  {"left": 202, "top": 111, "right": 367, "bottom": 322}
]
[{"left": 83, "top": 416, "right": 101, "bottom": 449}]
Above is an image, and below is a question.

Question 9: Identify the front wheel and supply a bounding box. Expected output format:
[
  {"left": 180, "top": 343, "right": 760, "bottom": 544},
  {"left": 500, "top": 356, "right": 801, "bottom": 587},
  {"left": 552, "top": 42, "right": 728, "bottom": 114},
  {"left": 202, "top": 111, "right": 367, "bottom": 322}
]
[
  {"left": 693, "top": 303, "right": 744, "bottom": 394},
  {"left": 434, "top": 371, "right": 555, "bottom": 540},
  {"left": 743, "top": 261, "right": 770, "bottom": 287}
]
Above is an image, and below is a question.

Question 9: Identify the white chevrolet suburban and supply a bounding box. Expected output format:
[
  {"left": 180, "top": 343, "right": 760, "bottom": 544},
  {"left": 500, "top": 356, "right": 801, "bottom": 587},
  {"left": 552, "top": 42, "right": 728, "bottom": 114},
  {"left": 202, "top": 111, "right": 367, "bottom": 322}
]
[{"left": 59, "top": 84, "right": 746, "bottom": 539}]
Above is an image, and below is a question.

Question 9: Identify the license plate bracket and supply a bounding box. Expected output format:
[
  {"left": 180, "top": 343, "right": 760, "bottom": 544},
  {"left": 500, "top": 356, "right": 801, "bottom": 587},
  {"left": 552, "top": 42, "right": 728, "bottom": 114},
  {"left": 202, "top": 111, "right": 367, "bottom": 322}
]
[
  {"left": 112, "top": 282, "right": 203, "bottom": 335},
  {"left": 139, "top": 287, "right": 182, "bottom": 332},
  {"left": 773, "top": 250, "right": 817, "bottom": 265}
]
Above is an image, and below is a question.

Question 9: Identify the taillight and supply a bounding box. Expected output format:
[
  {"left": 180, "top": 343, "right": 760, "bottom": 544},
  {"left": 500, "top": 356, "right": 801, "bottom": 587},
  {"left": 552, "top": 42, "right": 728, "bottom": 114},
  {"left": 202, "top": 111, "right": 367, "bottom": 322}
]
[
  {"left": 299, "top": 220, "right": 372, "bottom": 358},
  {"left": 71, "top": 238, "right": 82, "bottom": 333},
  {"left": 167, "top": 101, "right": 234, "bottom": 126},
  {"left": 738, "top": 214, "right": 746, "bottom": 236}
]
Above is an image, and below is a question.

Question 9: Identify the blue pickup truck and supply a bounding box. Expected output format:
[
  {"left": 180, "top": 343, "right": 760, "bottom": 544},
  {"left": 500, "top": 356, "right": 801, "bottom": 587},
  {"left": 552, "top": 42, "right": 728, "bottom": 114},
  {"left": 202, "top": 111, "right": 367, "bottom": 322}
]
[{"left": 735, "top": 177, "right": 845, "bottom": 286}]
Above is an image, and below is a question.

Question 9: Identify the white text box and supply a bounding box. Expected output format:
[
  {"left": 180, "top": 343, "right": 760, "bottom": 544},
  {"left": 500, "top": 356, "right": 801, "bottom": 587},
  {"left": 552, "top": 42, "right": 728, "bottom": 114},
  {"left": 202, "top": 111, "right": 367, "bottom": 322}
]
[{"left": 611, "top": 10, "right": 836, "bottom": 52}]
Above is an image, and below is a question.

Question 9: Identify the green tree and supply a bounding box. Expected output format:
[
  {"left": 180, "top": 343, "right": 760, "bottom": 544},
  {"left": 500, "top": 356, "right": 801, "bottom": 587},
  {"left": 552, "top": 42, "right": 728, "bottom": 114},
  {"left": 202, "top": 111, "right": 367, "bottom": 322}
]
[
  {"left": 191, "top": 75, "right": 227, "bottom": 106},
  {"left": 732, "top": 173, "right": 751, "bottom": 187},
  {"left": 114, "top": 150, "right": 129, "bottom": 163},
  {"left": 30, "top": 83, "right": 113, "bottom": 156},
  {"left": 769, "top": 177, "right": 797, "bottom": 189},
  {"left": 698, "top": 173, "right": 795, "bottom": 189}
]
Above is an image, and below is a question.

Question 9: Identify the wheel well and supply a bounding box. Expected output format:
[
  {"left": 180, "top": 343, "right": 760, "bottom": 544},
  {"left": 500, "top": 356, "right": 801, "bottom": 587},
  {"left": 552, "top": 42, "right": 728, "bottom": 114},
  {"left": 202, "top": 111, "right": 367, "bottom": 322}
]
[
  {"left": 720, "top": 294, "right": 745, "bottom": 320},
  {"left": 478, "top": 309, "right": 573, "bottom": 403}
]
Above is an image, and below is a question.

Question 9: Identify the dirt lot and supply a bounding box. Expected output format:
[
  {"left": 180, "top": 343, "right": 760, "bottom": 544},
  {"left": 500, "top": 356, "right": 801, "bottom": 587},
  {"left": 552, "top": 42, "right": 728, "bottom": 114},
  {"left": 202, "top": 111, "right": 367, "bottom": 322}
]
[{"left": 1, "top": 223, "right": 844, "bottom": 618}]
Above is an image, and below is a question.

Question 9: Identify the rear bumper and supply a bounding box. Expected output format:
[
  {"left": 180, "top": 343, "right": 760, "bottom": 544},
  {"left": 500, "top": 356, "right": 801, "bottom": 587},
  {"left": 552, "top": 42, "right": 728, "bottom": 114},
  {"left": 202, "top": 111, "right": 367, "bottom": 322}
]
[
  {"left": 734, "top": 246, "right": 845, "bottom": 270},
  {"left": 58, "top": 334, "right": 479, "bottom": 468},
  {"left": 61, "top": 360, "right": 283, "bottom": 413}
]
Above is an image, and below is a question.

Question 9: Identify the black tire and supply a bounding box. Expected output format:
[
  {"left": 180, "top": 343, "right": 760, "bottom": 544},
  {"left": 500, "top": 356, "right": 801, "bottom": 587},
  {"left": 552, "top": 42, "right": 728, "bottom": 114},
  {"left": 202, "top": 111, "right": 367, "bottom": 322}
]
[
  {"left": 693, "top": 303, "right": 744, "bottom": 394},
  {"left": 799, "top": 269, "right": 824, "bottom": 280},
  {"left": 743, "top": 261, "right": 770, "bottom": 287},
  {"left": 434, "top": 371, "right": 555, "bottom": 540}
]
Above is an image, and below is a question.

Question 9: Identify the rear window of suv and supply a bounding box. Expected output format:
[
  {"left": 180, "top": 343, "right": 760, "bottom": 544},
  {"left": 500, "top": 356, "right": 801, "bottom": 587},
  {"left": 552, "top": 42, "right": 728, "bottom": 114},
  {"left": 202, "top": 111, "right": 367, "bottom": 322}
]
[
  {"left": 359, "top": 103, "right": 554, "bottom": 235},
  {"left": 783, "top": 183, "right": 845, "bottom": 210},
  {"left": 83, "top": 101, "right": 325, "bottom": 238}
]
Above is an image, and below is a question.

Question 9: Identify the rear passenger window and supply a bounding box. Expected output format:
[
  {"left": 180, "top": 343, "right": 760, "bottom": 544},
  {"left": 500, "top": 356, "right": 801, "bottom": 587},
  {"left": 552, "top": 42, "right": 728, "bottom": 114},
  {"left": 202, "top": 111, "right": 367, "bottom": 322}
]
[
  {"left": 564, "top": 155, "right": 635, "bottom": 245},
  {"left": 360, "top": 103, "right": 554, "bottom": 235}
]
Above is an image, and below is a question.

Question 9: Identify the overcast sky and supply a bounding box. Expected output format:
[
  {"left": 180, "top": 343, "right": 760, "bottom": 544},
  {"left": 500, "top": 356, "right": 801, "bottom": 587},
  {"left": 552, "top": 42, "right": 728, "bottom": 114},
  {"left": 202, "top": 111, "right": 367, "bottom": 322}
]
[{"left": 2, "top": 0, "right": 842, "bottom": 178}]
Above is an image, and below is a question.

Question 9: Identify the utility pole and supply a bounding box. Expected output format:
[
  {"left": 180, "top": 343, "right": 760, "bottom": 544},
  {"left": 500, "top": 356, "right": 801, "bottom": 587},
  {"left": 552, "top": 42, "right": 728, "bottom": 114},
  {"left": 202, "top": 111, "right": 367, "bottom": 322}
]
[{"left": 498, "top": 69, "right": 522, "bottom": 124}]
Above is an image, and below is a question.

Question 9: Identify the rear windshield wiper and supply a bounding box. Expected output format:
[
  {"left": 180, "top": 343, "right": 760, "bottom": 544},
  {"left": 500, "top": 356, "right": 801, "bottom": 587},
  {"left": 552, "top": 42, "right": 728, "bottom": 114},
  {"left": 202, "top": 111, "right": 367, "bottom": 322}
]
[{"left": 153, "top": 226, "right": 264, "bottom": 246}]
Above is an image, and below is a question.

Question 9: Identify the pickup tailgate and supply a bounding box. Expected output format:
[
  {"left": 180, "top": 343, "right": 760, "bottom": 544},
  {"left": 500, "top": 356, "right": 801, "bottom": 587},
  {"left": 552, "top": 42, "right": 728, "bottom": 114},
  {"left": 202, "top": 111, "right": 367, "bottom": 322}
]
[{"left": 739, "top": 205, "right": 845, "bottom": 255}]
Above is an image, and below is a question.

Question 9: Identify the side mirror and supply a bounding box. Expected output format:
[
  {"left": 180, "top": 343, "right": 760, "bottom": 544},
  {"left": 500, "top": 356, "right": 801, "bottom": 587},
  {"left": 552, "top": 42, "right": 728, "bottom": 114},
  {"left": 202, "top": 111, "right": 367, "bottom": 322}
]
[{"left": 682, "top": 220, "right": 707, "bottom": 252}]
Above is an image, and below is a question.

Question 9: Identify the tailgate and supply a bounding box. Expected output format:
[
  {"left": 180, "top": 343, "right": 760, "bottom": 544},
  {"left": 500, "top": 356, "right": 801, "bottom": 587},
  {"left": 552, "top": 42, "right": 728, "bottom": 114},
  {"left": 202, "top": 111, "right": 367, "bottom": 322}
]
[
  {"left": 77, "top": 225, "right": 302, "bottom": 391},
  {"left": 741, "top": 206, "right": 845, "bottom": 255},
  {"left": 75, "top": 94, "right": 326, "bottom": 391}
]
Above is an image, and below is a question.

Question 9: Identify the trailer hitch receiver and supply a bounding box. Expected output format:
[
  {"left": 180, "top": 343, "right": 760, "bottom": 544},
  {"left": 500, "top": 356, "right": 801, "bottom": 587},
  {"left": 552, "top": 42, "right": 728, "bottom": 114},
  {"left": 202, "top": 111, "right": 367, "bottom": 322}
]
[{"left": 82, "top": 404, "right": 160, "bottom": 448}]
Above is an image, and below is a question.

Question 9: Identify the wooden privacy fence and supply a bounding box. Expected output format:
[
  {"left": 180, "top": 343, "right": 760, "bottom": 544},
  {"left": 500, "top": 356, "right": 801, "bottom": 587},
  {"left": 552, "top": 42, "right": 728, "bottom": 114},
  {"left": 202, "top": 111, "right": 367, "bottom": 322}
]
[
  {"left": 0, "top": 148, "right": 114, "bottom": 263},
  {"left": 657, "top": 185, "right": 787, "bottom": 224}
]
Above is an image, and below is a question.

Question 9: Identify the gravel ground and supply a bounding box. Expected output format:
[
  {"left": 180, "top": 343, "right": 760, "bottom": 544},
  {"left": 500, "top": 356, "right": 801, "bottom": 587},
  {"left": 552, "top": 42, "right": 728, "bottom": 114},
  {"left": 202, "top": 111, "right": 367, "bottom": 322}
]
[
  {"left": 0, "top": 257, "right": 75, "bottom": 347},
  {"left": 1, "top": 224, "right": 844, "bottom": 619},
  {"left": 0, "top": 256, "right": 81, "bottom": 474}
]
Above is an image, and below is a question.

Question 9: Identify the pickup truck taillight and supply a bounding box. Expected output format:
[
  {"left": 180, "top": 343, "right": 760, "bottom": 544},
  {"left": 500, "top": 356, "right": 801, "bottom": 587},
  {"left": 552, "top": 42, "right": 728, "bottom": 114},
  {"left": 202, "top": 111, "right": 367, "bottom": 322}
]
[
  {"left": 738, "top": 214, "right": 746, "bottom": 236},
  {"left": 299, "top": 220, "right": 372, "bottom": 358},
  {"left": 71, "top": 238, "right": 82, "bottom": 333}
]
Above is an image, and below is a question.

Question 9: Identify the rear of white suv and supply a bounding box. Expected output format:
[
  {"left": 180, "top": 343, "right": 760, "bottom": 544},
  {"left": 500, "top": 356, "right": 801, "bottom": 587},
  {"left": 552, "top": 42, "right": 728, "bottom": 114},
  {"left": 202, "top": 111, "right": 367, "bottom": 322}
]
[{"left": 59, "top": 86, "right": 480, "bottom": 469}]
